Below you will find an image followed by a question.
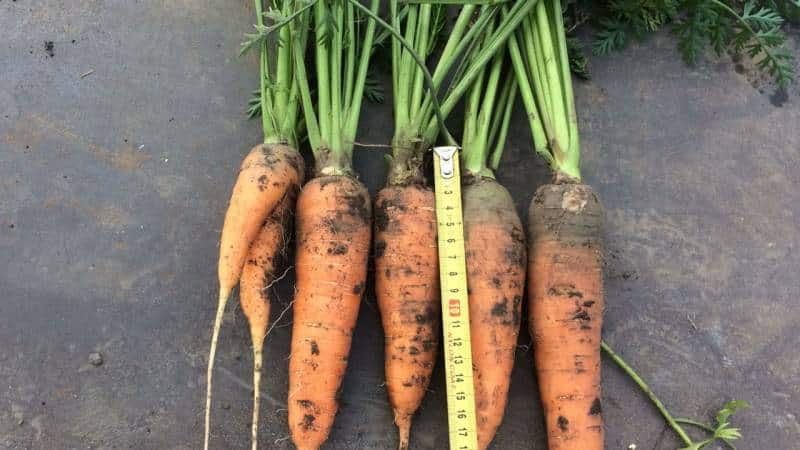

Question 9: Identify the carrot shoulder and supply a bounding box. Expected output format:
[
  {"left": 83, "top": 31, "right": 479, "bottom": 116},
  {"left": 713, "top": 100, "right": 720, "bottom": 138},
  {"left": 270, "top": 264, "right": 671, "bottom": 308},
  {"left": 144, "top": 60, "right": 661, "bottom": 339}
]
[
  {"left": 374, "top": 185, "right": 440, "bottom": 449},
  {"left": 528, "top": 183, "right": 604, "bottom": 450},
  {"left": 288, "top": 175, "right": 372, "bottom": 450}
]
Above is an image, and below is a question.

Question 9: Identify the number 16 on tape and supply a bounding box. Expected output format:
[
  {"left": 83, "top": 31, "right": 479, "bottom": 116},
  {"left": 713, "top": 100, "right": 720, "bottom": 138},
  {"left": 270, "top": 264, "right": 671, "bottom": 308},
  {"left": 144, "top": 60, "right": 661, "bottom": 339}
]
[{"left": 432, "top": 146, "right": 478, "bottom": 450}]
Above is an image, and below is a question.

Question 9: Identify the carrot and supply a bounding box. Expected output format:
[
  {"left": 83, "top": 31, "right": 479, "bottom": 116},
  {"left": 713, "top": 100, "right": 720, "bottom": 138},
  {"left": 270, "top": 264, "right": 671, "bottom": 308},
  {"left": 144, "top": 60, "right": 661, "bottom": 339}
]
[
  {"left": 457, "top": 36, "right": 525, "bottom": 449},
  {"left": 239, "top": 187, "right": 297, "bottom": 450},
  {"left": 206, "top": 0, "right": 309, "bottom": 445},
  {"left": 374, "top": 185, "right": 439, "bottom": 450},
  {"left": 206, "top": 143, "right": 303, "bottom": 450},
  {"left": 463, "top": 179, "right": 526, "bottom": 450},
  {"left": 288, "top": 175, "right": 371, "bottom": 450},
  {"left": 528, "top": 184, "right": 604, "bottom": 449},
  {"left": 285, "top": 0, "right": 378, "bottom": 447},
  {"left": 509, "top": 1, "right": 605, "bottom": 448}
]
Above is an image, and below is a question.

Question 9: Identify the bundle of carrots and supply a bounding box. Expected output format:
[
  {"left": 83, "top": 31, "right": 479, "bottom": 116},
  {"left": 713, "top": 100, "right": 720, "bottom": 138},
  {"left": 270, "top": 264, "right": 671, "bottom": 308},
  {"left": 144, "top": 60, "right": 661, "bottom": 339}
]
[
  {"left": 203, "top": 1, "right": 612, "bottom": 449},
  {"left": 366, "top": 2, "right": 537, "bottom": 448},
  {"left": 205, "top": 0, "right": 378, "bottom": 449}
]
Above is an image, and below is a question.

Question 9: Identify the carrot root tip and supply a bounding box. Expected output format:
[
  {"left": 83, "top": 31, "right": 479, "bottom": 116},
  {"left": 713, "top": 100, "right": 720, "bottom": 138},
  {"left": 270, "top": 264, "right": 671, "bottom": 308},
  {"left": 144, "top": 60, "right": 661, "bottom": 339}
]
[
  {"left": 395, "top": 414, "right": 411, "bottom": 450},
  {"left": 251, "top": 348, "right": 263, "bottom": 450},
  {"left": 204, "top": 288, "right": 231, "bottom": 450}
]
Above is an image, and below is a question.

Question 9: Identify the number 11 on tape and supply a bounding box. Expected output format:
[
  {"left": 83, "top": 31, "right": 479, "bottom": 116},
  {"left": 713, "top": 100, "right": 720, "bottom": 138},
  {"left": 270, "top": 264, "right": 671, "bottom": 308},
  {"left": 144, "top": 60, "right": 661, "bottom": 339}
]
[{"left": 432, "top": 146, "right": 478, "bottom": 450}]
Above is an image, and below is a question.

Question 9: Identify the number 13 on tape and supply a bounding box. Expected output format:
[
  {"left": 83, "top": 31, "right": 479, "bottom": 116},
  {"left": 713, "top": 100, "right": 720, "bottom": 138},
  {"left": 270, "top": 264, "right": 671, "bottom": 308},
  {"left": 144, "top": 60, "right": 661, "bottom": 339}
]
[{"left": 432, "top": 146, "right": 478, "bottom": 450}]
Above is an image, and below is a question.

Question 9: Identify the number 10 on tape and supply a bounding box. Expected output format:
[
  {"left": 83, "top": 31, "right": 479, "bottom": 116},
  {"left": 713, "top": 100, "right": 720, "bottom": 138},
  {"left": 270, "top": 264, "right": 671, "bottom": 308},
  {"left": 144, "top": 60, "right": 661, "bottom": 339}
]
[{"left": 432, "top": 146, "right": 478, "bottom": 450}]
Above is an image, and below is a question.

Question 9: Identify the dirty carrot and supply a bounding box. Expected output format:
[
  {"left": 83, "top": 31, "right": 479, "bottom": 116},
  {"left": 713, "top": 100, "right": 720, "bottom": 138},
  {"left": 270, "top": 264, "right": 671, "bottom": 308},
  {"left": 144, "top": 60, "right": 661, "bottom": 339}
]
[
  {"left": 353, "top": 2, "right": 538, "bottom": 447},
  {"left": 459, "top": 34, "right": 526, "bottom": 449},
  {"left": 204, "top": 0, "right": 307, "bottom": 448},
  {"left": 509, "top": 1, "right": 605, "bottom": 448},
  {"left": 284, "top": 1, "right": 377, "bottom": 449},
  {"left": 239, "top": 190, "right": 296, "bottom": 450}
]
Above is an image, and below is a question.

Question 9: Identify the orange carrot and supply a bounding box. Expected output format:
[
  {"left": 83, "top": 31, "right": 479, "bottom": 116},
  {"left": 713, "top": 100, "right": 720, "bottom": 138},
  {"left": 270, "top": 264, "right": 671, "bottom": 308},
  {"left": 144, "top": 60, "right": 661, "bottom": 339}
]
[
  {"left": 239, "top": 186, "right": 297, "bottom": 450},
  {"left": 528, "top": 183, "right": 604, "bottom": 450},
  {"left": 463, "top": 178, "right": 526, "bottom": 450},
  {"left": 205, "top": 143, "right": 304, "bottom": 450},
  {"left": 374, "top": 185, "right": 439, "bottom": 449},
  {"left": 288, "top": 175, "right": 372, "bottom": 450}
]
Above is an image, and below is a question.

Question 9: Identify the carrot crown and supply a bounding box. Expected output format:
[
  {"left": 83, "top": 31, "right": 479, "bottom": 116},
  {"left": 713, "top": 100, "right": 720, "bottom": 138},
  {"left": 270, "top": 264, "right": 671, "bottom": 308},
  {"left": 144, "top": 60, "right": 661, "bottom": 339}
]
[
  {"left": 510, "top": 0, "right": 582, "bottom": 182},
  {"left": 287, "top": 0, "right": 380, "bottom": 176}
]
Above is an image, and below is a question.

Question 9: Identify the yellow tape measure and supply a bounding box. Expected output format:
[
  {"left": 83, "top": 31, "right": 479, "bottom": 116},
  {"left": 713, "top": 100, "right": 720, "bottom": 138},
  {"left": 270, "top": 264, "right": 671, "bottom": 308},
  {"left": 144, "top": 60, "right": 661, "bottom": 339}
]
[{"left": 432, "top": 146, "right": 478, "bottom": 450}]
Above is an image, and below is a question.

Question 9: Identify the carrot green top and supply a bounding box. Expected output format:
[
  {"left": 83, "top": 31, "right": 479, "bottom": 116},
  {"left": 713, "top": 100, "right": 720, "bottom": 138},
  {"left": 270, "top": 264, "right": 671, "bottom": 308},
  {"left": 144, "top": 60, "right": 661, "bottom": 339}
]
[
  {"left": 354, "top": 1, "right": 539, "bottom": 186},
  {"left": 510, "top": 0, "right": 582, "bottom": 182},
  {"left": 242, "top": 0, "right": 310, "bottom": 149}
]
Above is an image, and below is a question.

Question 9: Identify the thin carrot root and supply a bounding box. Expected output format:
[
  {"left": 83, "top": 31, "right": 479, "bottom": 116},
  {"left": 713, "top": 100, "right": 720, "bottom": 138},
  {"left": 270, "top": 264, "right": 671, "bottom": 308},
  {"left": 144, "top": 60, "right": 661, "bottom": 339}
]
[
  {"left": 374, "top": 185, "right": 440, "bottom": 450},
  {"left": 205, "top": 143, "right": 303, "bottom": 450},
  {"left": 205, "top": 288, "right": 231, "bottom": 450},
  {"left": 528, "top": 183, "right": 604, "bottom": 450},
  {"left": 396, "top": 414, "right": 411, "bottom": 450},
  {"left": 463, "top": 178, "right": 526, "bottom": 450},
  {"left": 240, "top": 191, "right": 297, "bottom": 450},
  {"left": 288, "top": 175, "right": 372, "bottom": 450}
]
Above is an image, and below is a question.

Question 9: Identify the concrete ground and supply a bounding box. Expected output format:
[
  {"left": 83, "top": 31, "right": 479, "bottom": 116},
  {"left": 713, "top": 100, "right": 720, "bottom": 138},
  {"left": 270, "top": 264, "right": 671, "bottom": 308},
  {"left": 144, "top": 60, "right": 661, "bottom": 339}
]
[{"left": 1, "top": 1, "right": 798, "bottom": 449}]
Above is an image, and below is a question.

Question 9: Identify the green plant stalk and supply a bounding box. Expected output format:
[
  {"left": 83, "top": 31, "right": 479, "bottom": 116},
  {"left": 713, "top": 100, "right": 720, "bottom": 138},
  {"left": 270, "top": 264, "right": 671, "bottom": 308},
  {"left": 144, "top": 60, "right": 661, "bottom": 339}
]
[
  {"left": 421, "top": 0, "right": 539, "bottom": 144},
  {"left": 601, "top": 341, "right": 694, "bottom": 446},
  {"left": 508, "top": 33, "right": 551, "bottom": 165},
  {"left": 344, "top": 0, "right": 356, "bottom": 108},
  {"left": 341, "top": 0, "right": 378, "bottom": 150},
  {"left": 489, "top": 76, "right": 516, "bottom": 171},
  {"left": 330, "top": 0, "right": 344, "bottom": 156},
  {"left": 410, "top": 4, "right": 433, "bottom": 115},
  {"left": 550, "top": 0, "right": 580, "bottom": 168},
  {"left": 462, "top": 43, "right": 504, "bottom": 177},
  {"left": 314, "top": 0, "right": 331, "bottom": 148},
  {"left": 510, "top": 0, "right": 580, "bottom": 180},
  {"left": 346, "top": 0, "right": 454, "bottom": 148},
  {"left": 254, "top": 0, "right": 273, "bottom": 142}
]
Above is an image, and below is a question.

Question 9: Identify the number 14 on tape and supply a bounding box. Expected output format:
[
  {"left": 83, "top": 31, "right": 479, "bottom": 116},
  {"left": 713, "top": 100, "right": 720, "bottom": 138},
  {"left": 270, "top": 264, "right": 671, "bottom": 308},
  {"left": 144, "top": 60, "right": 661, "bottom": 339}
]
[{"left": 432, "top": 146, "right": 478, "bottom": 450}]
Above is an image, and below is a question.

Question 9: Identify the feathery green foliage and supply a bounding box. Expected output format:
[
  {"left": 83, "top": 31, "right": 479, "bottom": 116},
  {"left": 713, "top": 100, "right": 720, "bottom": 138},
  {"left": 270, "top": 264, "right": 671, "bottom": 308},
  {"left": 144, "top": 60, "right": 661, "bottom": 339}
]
[{"left": 570, "top": 0, "right": 796, "bottom": 86}]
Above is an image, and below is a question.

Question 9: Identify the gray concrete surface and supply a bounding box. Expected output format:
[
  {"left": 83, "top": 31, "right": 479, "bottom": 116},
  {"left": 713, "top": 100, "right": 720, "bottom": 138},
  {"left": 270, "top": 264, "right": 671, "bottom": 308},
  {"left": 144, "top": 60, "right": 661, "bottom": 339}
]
[{"left": 1, "top": 1, "right": 798, "bottom": 449}]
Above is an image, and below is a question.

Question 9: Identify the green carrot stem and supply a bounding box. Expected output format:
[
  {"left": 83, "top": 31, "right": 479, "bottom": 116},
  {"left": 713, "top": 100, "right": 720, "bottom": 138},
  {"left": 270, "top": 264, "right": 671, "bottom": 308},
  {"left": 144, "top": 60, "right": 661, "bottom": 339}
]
[
  {"left": 314, "top": 0, "right": 331, "bottom": 143},
  {"left": 507, "top": 33, "right": 551, "bottom": 165},
  {"left": 342, "top": 0, "right": 379, "bottom": 151},
  {"left": 601, "top": 341, "right": 694, "bottom": 446},
  {"left": 421, "top": 0, "right": 539, "bottom": 144},
  {"left": 489, "top": 76, "right": 516, "bottom": 171}
]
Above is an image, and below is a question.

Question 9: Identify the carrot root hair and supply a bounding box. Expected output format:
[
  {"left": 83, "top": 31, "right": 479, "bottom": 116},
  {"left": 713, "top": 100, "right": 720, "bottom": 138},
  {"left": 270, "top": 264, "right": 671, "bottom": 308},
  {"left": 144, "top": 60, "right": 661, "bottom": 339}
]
[{"left": 205, "top": 287, "right": 231, "bottom": 450}]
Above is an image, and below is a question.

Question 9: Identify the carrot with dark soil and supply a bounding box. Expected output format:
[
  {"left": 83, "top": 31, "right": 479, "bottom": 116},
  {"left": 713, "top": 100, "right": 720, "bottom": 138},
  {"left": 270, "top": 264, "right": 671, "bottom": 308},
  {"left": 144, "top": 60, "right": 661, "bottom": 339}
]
[
  {"left": 285, "top": 1, "right": 378, "bottom": 448},
  {"left": 288, "top": 175, "right": 371, "bottom": 450},
  {"left": 509, "top": 1, "right": 605, "bottom": 447},
  {"left": 459, "top": 39, "right": 526, "bottom": 450},
  {"left": 374, "top": 185, "right": 438, "bottom": 449},
  {"left": 239, "top": 190, "right": 296, "bottom": 450},
  {"left": 205, "top": 0, "right": 308, "bottom": 447}
]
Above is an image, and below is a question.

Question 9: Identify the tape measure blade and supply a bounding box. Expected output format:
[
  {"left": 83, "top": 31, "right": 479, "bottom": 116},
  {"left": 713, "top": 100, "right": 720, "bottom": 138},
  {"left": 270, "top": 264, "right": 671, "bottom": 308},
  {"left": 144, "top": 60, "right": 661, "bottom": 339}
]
[{"left": 432, "top": 147, "right": 478, "bottom": 450}]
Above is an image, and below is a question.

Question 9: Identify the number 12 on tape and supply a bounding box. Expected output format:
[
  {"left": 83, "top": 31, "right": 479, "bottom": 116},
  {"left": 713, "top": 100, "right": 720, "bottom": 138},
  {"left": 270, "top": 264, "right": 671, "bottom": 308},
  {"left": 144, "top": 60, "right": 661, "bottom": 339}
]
[{"left": 432, "top": 146, "right": 478, "bottom": 450}]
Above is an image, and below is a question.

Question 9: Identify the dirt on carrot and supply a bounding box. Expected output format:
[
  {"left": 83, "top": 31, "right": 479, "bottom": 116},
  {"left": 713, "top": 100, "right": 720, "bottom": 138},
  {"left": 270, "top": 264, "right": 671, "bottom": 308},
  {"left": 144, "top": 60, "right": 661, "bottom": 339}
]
[
  {"left": 374, "top": 184, "right": 440, "bottom": 449},
  {"left": 528, "top": 183, "right": 604, "bottom": 450},
  {"left": 463, "top": 178, "right": 526, "bottom": 450},
  {"left": 288, "top": 175, "right": 372, "bottom": 450}
]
